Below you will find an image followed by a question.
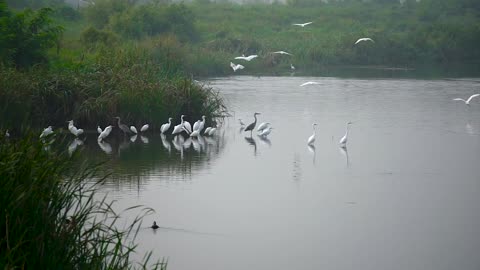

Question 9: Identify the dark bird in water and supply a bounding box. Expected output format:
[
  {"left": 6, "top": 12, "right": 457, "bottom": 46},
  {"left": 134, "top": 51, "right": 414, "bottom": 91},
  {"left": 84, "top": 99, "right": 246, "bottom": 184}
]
[
  {"left": 114, "top": 116, "right": 132, "bottom": 136},
  {"left": 244, "top": 112, "right": 261, "bottom": 137},
  {"left": 151, "top": 221, "right": 159, "bottom": 229}
]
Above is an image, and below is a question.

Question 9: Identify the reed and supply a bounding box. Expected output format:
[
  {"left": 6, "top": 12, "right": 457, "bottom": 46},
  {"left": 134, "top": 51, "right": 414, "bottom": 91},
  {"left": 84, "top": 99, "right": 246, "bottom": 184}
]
[{"left": 0, "top": 134, "right": 166, "bottom": 269}]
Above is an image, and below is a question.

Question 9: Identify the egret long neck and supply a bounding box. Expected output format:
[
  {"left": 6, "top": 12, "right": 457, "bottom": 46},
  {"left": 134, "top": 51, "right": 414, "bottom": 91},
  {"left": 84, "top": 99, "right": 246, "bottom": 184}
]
[{"left": 253, "top": 114, "right": 257, "bottom": 124}]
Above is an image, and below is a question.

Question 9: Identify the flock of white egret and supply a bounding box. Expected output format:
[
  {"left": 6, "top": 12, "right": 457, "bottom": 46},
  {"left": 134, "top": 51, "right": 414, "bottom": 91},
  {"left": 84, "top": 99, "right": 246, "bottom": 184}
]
[{"left": 229, "top": 20, "right": 374, "bottom": 73}]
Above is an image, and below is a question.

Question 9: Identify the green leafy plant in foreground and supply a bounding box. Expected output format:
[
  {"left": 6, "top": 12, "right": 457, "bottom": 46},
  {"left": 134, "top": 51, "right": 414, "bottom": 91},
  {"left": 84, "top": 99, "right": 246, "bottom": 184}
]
[{"left": 0, "top": 134, "right": 166, "bottom": 269}]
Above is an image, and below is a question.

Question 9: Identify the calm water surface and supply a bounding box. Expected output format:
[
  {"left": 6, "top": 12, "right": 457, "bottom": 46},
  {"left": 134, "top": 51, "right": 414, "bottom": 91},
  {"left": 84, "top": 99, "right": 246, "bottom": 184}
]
[{"left": 82, "top": 76, "right": 480, "bottom": 270}]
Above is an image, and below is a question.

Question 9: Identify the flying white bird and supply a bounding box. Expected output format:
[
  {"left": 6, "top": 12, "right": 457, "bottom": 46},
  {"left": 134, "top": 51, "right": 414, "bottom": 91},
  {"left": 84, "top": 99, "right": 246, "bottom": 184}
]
[
  {"left": 300, "top": 81, "right": 321, "bottom": 87},
  {"left": 339, "top": 122, "right": 353, "bottom": 147},
  {"left": 307, "top": 123, "right": 317, "bottom": 146},
  {"left": 292, "top": 21, "right": 313, "bottom": 27},
  {"left": 235, "top": 54, "right": 258, "bottom": 61},
  {"left": 230, "top": 62, "right": 245, "bottom": 72},
  {"left": 355, "top": 38, "right": 374, "bottom": 44},
  {"left": 453, "top": 94, "right": 480, "bottom": 105},
  {"left": 272, "top": 51, "right": 293, "bottom": 56},
  {"left": 140, "top": 124, "right": 149, "bottom": 132},
  {"left": 40, "top": 126, "right": 53, "bottom": 139}
]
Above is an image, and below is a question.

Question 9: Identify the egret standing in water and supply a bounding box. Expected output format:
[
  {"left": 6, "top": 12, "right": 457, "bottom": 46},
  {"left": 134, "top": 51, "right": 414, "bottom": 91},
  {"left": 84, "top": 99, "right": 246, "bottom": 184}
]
[
  {"left": 453, "top": 94, "right": 480, "bottom": 105},
  {"left": 98, "top": 125, "right": 113, "bottom": 142},
  {"left": 161, "top": 118, "right": 172, "bottom": 134},
  {"left": 40, "top": 126, "right": 53, "bottom": 138},
  {"left": 307, "top": 123, "right": 317, "bottom": 146},
  {"left": 140, "top": 124, "right": 149, "bottom": 132},
  {"left": 67, "top": 120, "right": 84, "bottom": 137},
  {"left": 339, "top": 122, "right": 353, "bottom": 147},
  {"left": 114, "top": 117, "right": 132, "bottom": 136},
  {"left": 244, "top": 112, "right": 261, "bottom": 137}
]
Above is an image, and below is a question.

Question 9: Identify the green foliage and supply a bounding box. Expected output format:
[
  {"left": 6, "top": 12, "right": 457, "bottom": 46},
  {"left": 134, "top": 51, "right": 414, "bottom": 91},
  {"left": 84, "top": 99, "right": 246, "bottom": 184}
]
[
  {"left": 80, "top": 26, "right": 118, "bottom": 48},
  {"left": 0, "top": 45, "right": 226, "bottom": 129},
  {"left": 106, "top": 3, "right": 198, "bottom": 41},
  {"left": 0, "top": 135, "right": 166, "bottom": 269},
  {"left": 0, "top": 6, "right": 63, "bottom": 68}
]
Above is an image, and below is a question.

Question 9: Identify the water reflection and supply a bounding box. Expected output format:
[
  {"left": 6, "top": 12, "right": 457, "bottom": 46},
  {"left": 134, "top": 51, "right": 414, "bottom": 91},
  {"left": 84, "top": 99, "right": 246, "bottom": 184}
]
[
  {"left": 339, "top": 146, "right": 349, "bottom": 168},
  {"left": 307, "top": 144, "right": 316, "bottom": 164},
  {"left": 68, "top": 138, "right": 84, "bottom": 156},
  {"left": 140, "top": 136, "right": 149, "bottom": 144},
  {"left": 97, "top": 140, "right": 113, "bottom": 155},
  {"left": 160, "top": 134, "right": 171, "bottom": 153},
  {"left": 258, "top": 135, "right": 271, "bottom": 147},
  {"left": 244, "top": 136, "right": 257, "bottom": 156}
]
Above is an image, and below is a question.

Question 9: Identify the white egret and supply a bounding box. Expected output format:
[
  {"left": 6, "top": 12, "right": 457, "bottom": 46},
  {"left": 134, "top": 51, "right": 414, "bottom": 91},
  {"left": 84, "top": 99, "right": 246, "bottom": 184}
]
[
  {"left": 307, "top": 123, "right": 317, "bottom": 146},
  {"left": 190, "top": 129, "right": 200, "bottom": 137},
  {"left": 244, "top": 112, "right": 261, "bottom": 136},
  {"left": 98, "top": 125, "right": 113, "bottom": 142},
  {"left": 140, "top": 124, "right": 149, "bottom": 132},
  {"left": 300, "top": 81, "right": 320, "bottom": 87},
  {"left": 291, "top": 64, "right": 295, "bottom": 70},
  {"left": 172, "top": 123, "right": 184, "bottom": 135},
  {"left": 198, "top": 115, "right": 206, "bottom": 132},
  {"left": 97, "top": 126, "right": 102, "bottom": 134},
  {"left": 339, "top": 122, "right": 353, "bottom": 147},
  {"left": 130, "top": 126, "right": 138, "bottom": 134},
  {"left": 257, "top": 122, "right": 270, "bottom": 132},
  {"left": 272, "top": 51, "right": 293, "bottom": 56},
  {"left": 40, "top": 126, "right": 53, "bottom": 138},
  {"left": 114, "top": 116, "right": 132, "bottom": 136},
  {"left": 292, "top": 21, "right": 313, "bottom": 27},
  {"left": 5, "top": 130, "right": 9, "bottom": 137},
  {"left": 235, "top": 54, "right": 258, "bottom": 61},
  {"left": 453, "top": 94, "right": 480, "bottom": 105},
  {"left": 193, "top": 120, "right": 201, "bottom": 131},
  {"left": 204, "top": 127, "right": 212, "bottom": 135},
  {"left": 67, "top": 120, "right": 84, "bottom": 137},
  {"left": 230, "top": 62, "right": 245, "bottom": 72},
  {"left": 161, "top": 118, "right": 173, "bottom": 134},
  {"left": 259, "top": 127, "right": 273, "bottom": 137},
  {"left": 208, "top": 127, "right": 217, "bottom": 136},
  {"left": 182, "top": 115, "right": 192, "bottom": 134},
  {"left": 355, "top": 38, "right": 374, "bottom": 44}
]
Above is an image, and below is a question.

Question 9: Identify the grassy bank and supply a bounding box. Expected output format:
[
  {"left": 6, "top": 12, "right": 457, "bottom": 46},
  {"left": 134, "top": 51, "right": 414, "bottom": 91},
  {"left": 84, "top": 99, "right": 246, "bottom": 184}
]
[
  {"left": 0, "top": 45, "right": 226, "bottom": 130},
  {"left": 0, "top": 134, "right": 165, "bottom": 269}
]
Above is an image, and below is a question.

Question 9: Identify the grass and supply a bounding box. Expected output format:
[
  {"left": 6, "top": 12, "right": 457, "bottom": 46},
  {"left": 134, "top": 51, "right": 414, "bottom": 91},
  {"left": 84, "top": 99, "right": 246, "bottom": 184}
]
[
  {"left": 0, "top": 42, "right": 227, "bottom": 131},
  {"left": 0, "top": 133, "right": 166, "bottom": 269}
]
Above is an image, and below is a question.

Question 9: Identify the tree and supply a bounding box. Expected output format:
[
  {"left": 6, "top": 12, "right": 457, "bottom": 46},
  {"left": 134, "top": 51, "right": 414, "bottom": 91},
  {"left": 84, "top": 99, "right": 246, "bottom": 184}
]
[{"left": 0, "top": 3, "right": 63, "bottom": 68}]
